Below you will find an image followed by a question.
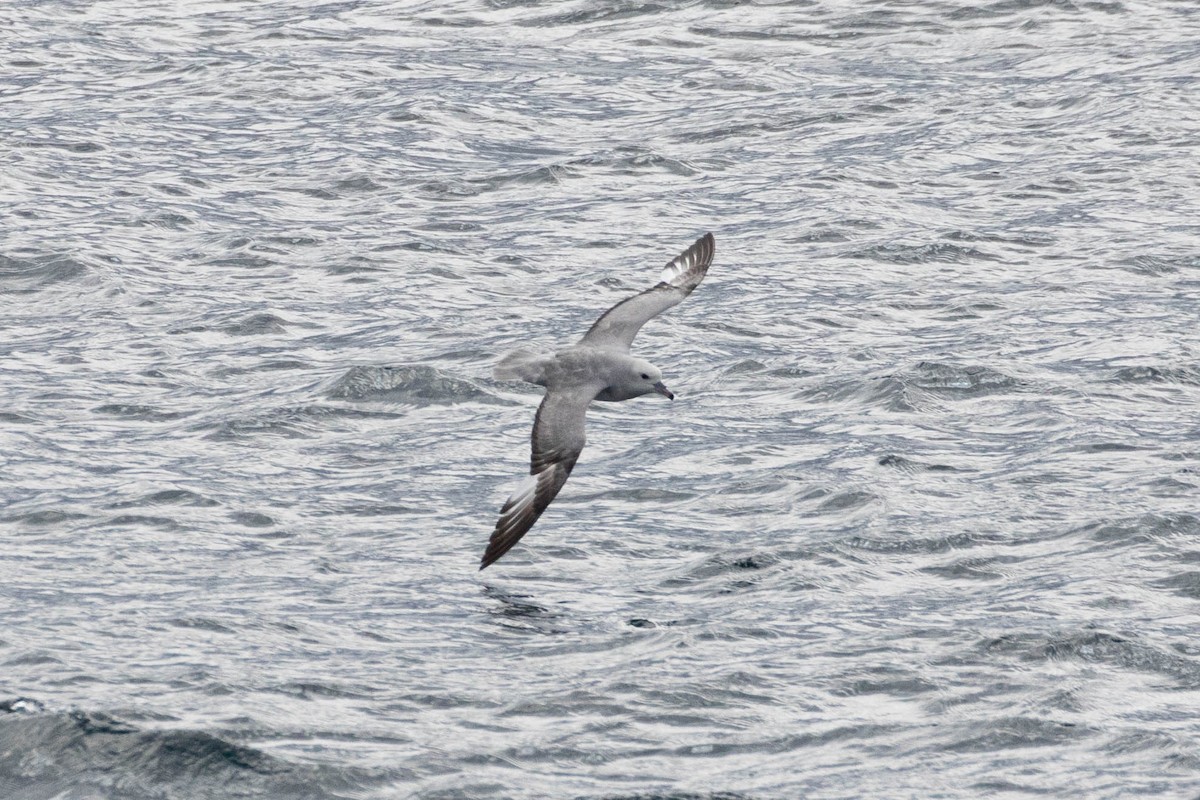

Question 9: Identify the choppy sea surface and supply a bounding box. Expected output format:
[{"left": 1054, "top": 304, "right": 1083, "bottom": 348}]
[{"left": 3, "top": 1, "right": 1200, "bottom": 798}]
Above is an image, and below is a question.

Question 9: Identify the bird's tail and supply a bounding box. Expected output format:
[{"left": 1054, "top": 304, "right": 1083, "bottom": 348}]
[{"left": 493, "top": 348, "right": 552, "bottom": 386}]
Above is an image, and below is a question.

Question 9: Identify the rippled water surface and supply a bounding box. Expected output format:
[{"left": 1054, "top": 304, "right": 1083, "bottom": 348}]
[{"left": 4, "top": 1, "right": 1200, "bottom": 798}]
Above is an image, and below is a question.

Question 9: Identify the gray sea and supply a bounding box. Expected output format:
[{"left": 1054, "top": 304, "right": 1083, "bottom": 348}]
[{"left": 3, "top": 1, "right": 1200, "bottom": 798}]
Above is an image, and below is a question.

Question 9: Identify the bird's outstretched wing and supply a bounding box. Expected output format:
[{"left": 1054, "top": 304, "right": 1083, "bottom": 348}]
[
  {"left": 480, "top": 383, "right": 599, "bottom": 570},
  {"left": 578, "top": 232, "right": 715, "bottom": 352}
]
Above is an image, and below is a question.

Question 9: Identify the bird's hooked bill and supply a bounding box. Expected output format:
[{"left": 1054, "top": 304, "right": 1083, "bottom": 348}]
[{"left": 653, "top": 381, "right": 675, "bottom": 400}]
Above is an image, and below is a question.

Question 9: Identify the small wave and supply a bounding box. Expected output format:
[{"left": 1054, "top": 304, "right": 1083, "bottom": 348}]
[
  {"left": 569, "top": 145, "right": 700, "bottom": 177},
  {"left": 656, "top": 552, "right": 785, "bottom": 599},
  {"left": 950, "top": 0, "right": 1124, "bottom": 21},
  {"left": 98, "top": 514, "right": 182, "bottom": 531},
  {"left": 4, "top": 508, "right": 91, "bottom": 527},
  {"left": 133, "top": 211, "right": 195, "bottom": 229},
  {"left": 1103, "top": 729, "right": 1200, "bottom": 769},
  {"left": 0, "top": 709, "right": 398, "bottom": 800},
  {"left": 167, "top": 617, "right": 238, "bottom": 634},
  {"left": 1111, "top": 365, "right": 1200, "bottom": 385},
  {"left": 229, "top": 511, "right": 276, "bottom": 528},
  {"left": 517, "top": 1, "right": 672, "bottom": 27},
  {"left": 830, "top": 666, "right": 940, "bottom": 699},
  {"left": 846, "top": 529, "right": 1004, "bottom": 555},
  {"left": 199, "top": 411, "right": 317, "bottom": 442},
  {"left": 196, "top": 404, "right": 398, "bottom": 442},
  {"left": 580, "top": 487, "right": 697, "bottom": 503},
  {"left": 843, "top": 241, "right": 1001, "bottom": 265},
  {"left": 941, "top": 715, "right": 1087, "bottom": 753},
  {"left": 593, "top": 794, "right": 758, "bottom": 800},
  {"left": 219, "top": 313, "right": 291, "bottom": 336},
  {"left": 877, "top": 454, "right": 966, "bottom": 473},
  {"left": 1117, "top": 254, "right": 1197, "bottom": 275},
  {"left": 919, "top": 555, "right": 1019, "bottom": 581},
  {"left": 1077, "top": 512, "right": 1200, "bottom": 545},
  {"left": 417, "top": 146, "right": 697, "bottom": 200},
  {"left": 93, "top": 404, "right": 193, "bottom": 422},
  {"left": 722, "top": 359, "right": 768, "bottom": 376},
  {"left": 0, "top": 253, "right": 89, "bottom": 294},
  {"left": 1152, "top": 571, "right": 1200, "bottom": 600},
  {"left": 978, "top": 629, "right": 1200, "bottom": 689},
  {"left": 166, "top": 312, "right": 293, "bottom": 337},
  {"left": 0, "top": 697, "right": 45, "bottom": 715},
  {"left": 212, "top": 359, "right": 312, "bottom": 377},
  {"left": 932, "top": 300, "right": 1005, "bottom": 321},
  {"left": 800, "top": 362, "right": 1019, "bottom": 413},
  {"left": 904, "top": 361, "right": 1020, "bottom": 397},
  {"left": 327, "top": 365, "right": 499, "bottom": 405}
]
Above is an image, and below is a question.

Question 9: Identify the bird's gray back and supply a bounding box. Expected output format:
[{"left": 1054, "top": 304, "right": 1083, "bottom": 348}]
[{"left": 542, "top": 346, "right": 631, "bottom": 392}]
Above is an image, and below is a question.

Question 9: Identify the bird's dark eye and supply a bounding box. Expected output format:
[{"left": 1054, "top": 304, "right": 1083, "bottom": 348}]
[{"left": 641, "top": 373, "right": 649, "bottom": 380}]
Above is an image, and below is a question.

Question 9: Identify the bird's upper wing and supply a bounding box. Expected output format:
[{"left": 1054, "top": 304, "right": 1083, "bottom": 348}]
[
  {"left": 578, "top": 232, "right": 715, "bottom": 352},
  {"left": 480, "top": 382, "right": 600, "bottom": 570}
]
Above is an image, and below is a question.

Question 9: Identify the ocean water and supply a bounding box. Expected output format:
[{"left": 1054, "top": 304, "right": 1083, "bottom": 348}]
[{"left": 3, "top": 0, "right": 1200, "bottom": 798}]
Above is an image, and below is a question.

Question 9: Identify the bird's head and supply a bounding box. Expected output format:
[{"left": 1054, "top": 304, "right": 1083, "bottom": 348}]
[{"left": 628, "top": 359, "right": 673, "bottom": 400}]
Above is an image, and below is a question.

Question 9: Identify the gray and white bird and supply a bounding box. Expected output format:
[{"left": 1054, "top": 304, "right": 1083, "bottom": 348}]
[{"left": 482, "top": 233, "right": 715, "bottom": 570}]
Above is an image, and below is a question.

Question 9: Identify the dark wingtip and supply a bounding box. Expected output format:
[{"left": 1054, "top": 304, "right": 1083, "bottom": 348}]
[{"left": 479, "top": 527, "right": 516, "bottom": 571}]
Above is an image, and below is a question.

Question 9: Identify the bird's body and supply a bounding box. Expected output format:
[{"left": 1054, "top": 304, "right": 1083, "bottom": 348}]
[
  {"left": 481, "top": 233, "right": 715, "bottom": 570},
  {"left": 499, "top": 345, "right": 662, "bottom": 401}
]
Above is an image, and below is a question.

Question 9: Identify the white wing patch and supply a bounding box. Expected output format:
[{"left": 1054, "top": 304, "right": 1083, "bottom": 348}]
[
  {"left": 498, "top": 473, "right": 538, "bottom": 523},
  {"left": 659, "top": 232, "right": 714, "bottom": 288}
]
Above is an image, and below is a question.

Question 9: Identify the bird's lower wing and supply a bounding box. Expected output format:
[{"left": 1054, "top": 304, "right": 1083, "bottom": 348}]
[
  {"left": 480, "top": 456, "right": 577, "bottom": 570},
  {"left": 480, "top": 385, "right": 598, "bottom": 570}
]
